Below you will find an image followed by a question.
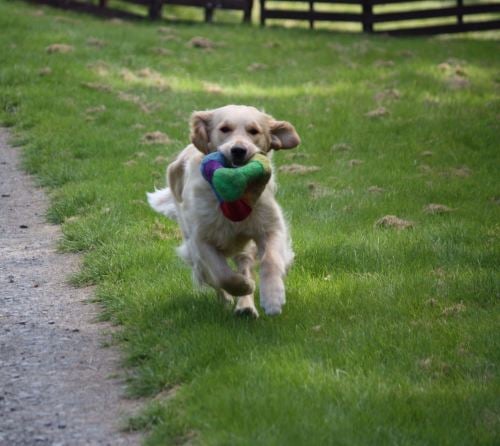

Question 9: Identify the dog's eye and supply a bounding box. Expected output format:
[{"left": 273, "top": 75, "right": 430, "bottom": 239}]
[
  {"left": 248, "top": 128, "right": 260, "bottom": 136},
  {"left": 219, "top": 126, "right": 232, "bottom": 133}
]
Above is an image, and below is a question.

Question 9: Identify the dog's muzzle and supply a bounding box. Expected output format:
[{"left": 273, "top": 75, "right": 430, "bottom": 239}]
[{"left": 230, "top": 146, "right": 247, "bottom": 166}]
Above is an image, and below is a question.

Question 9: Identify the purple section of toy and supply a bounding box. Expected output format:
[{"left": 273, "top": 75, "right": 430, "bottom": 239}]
[
  {"left": 200, "top": 152, "right": 228, "bottom": 182},
  {"left": 203, "top": 160, "right": 220, "bottom": 182}
]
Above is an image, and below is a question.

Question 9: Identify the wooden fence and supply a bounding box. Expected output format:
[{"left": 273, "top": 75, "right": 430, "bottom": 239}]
[
  {"left": 31, "top": 0, "right": 253, "bottom": 21},
  {"left": 141, "top": 0, "right": 253, "bottom": 21},
  {"left": 260, "top": 0, "right": 500, "bottom": 35},
  {"left": 29, "top": 0, "right": 500, "bottom": 33}
]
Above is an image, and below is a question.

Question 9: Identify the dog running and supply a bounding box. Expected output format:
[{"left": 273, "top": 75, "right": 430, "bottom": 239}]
[{"left": 147, "top": 105, "right": 300, "bottom": 317}]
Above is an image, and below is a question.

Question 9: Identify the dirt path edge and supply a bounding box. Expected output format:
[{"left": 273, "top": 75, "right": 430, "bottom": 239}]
[{"left": 0, "top": 128, "right": 142, "bottom": 446}]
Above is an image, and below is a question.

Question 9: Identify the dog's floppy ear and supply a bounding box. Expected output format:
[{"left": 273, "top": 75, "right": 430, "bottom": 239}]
[
  {"left": 269, "top": 120, "right": 301, "bottom": 150},
  {"left": 190, "top": 110, "right": 212, "bottom": 154}
]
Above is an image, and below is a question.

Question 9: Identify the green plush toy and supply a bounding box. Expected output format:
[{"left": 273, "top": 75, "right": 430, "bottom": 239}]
[{"left": 200, "top": 152, "right": 272, "bottom": 222}]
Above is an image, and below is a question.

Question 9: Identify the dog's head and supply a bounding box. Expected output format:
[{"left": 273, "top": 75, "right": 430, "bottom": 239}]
[{"left": 190, "top": 105, "right": 300, "bottom": 166}]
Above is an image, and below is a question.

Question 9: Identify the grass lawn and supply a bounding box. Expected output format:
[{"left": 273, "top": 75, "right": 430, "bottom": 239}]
[{"left": 1, "top": 1, "right": 499, "bottom": 444}]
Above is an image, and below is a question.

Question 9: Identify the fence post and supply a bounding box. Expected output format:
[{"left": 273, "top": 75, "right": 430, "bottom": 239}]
[
  {"left": 204, "top": 3, "right": 215, "bottom": 22},
  {"left": 457, "top": 0, "right": 463, "bottom": 26},
  {"left": 309, "top": 0, "right": 315, "bottom": 29},
  {"left": 362, "top": 0, "right": 373, "bottom": 33},
  {"left": 243, "top": 0, "right": 253, "bottom": 23},
  {"left": 149, "top": 0, "right": 163, "bottom": 19}
]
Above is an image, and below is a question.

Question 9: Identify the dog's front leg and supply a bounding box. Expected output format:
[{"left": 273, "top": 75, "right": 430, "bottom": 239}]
[
  {"left": 196, "top": 240, "right": 255, "bottom": 297},
  {"left": 233, "top": 247, "right": 259, "bottom": 318},
  {"left": 257, "top": 232, "right": 293, "bottom": 316}
]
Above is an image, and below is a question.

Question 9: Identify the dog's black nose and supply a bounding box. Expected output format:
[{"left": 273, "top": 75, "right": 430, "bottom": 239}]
[{"left": 230, "top": 146, "right": 247, "bottom": 165}]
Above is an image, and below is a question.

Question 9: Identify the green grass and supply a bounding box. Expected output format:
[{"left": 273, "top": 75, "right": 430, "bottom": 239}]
[{"left": 1, "top": 1, "right": 499, "bottom": 444}]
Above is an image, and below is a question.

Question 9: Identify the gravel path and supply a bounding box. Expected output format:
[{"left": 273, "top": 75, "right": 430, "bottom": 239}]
[{"left": 0, "top": 128, "right": 142, "bottom": 446}]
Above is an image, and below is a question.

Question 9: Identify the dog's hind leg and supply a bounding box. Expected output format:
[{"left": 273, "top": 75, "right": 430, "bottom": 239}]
[
  {"left": 233, "top": 244, "right": 259, "bottom": 318},
  {"left": 217, "top": 290, "right": 234, "bottom": 307}
]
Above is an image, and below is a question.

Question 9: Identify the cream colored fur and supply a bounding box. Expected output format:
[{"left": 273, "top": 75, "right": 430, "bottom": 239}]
[{"left": 147, "top": 105, "right": 300, "bottom": 317}]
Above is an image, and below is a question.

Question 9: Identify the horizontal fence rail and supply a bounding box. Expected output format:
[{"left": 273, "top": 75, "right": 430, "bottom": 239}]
[{"left": 260, "top": 0, "right": 500, "bottom": 34}]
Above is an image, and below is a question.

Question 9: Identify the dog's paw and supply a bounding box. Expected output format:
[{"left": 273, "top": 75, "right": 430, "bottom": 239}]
[
  {"left": 262, "top": 302, "right": 283, "bottom": 316},
  {"left": 221, "top": 274, "right": 255, "bottom": 297},
  {"left": 234, "top": 305, "right": 259, "bottom": 319},
  {"left": 235, "top": 296, "right": 259, "bottom": 318},
  {"left": 260, "top": 279, "right": 285, "bottom": 316}
]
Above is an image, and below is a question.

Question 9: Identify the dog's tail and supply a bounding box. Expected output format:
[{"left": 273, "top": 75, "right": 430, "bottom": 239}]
[{"left": 146, "top": 187, "right": 177, "bottom": 220}]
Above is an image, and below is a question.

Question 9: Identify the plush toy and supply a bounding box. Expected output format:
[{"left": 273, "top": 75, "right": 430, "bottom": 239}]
[{"left": 200, "top": 152, "right": 272, "bottom": 222}]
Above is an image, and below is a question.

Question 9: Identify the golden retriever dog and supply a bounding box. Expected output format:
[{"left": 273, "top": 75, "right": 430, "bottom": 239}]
[{"left": 147, "top": 105, "right": 300, "bottom": 317}]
